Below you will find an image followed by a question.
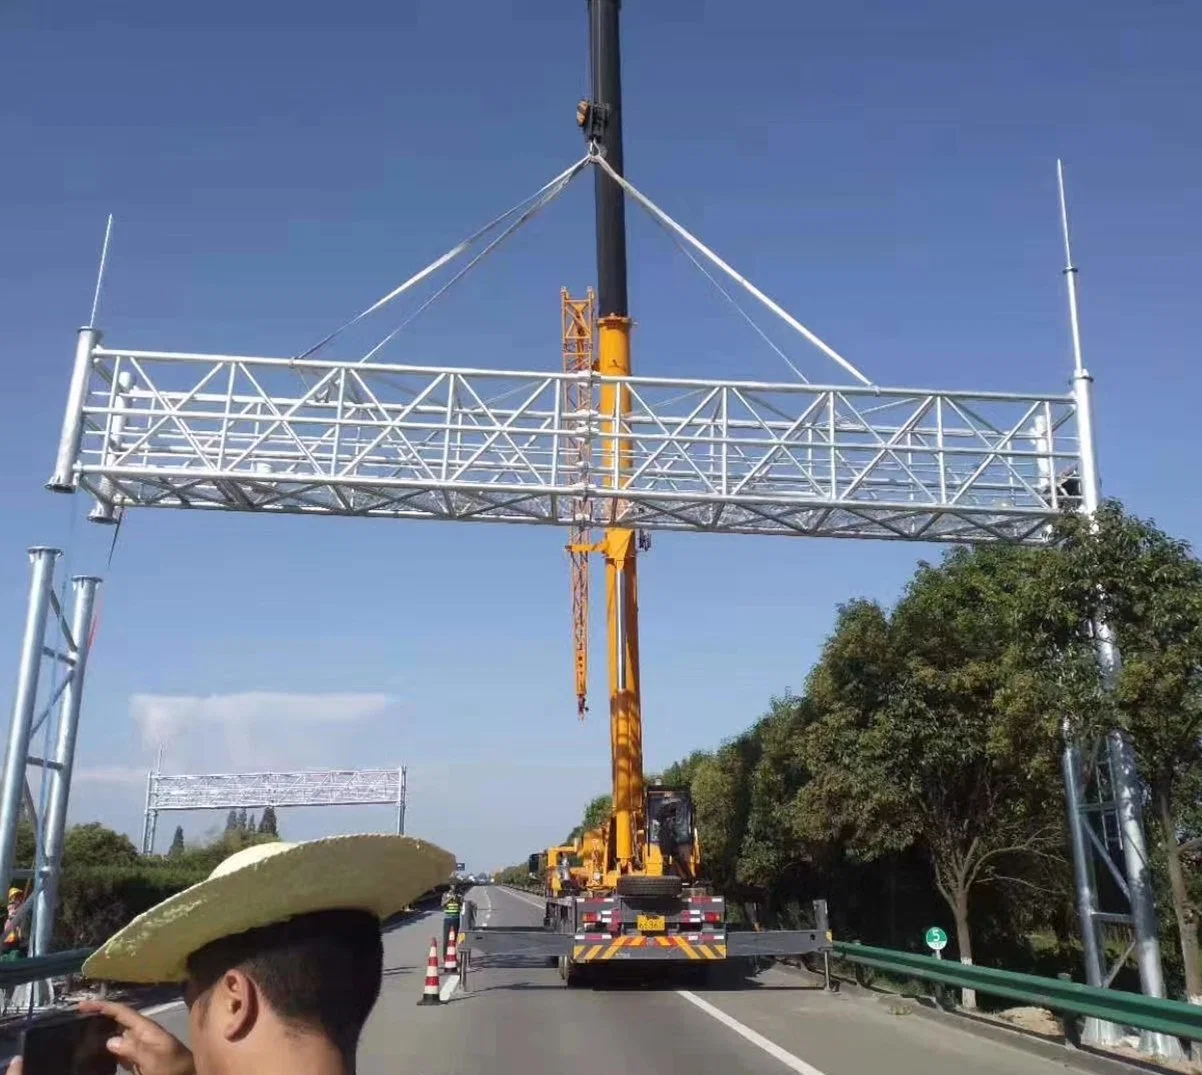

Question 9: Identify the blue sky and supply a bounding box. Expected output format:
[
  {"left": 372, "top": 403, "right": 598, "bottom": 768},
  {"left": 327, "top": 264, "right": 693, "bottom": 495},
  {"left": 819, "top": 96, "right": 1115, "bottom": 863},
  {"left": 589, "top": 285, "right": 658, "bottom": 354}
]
[{"left": 1, "top": 0, "right": 1198, "bottom": 871}]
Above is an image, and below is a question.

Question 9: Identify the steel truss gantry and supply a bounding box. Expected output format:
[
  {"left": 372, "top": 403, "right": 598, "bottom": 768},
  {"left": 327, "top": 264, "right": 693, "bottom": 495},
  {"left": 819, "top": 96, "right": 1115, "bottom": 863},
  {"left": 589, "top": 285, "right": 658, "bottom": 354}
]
[
  {"left": 33, "top": 145, "right": 1172, "bottom": 1055},
  {"left": 141, "top": 766, "right": 406, "bottom": 853},
  {"left": 48, "top": 341, "right": 1084, "bottom": 545},
  {"left": 0, "top": 548, "right": 100, "bottom": 996}
]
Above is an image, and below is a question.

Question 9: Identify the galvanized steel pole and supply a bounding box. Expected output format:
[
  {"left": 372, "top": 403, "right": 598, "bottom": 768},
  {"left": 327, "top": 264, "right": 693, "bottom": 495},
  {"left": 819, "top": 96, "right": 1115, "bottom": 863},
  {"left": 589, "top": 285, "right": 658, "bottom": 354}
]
[
  {"left": 1059, "top": 160, "right": 1178, "bottom": 1057},
  {"left": 48, "top": 328, "right": 100, "bottom": 493},
  {"left": 32, "top": 575, "right": 100, "bottom": 958},
  {"left": 0, "top": 549, "right": 61, "bottom": 895},
  {"left": 397, "top": 766, "right": 407, "bottom": 835}
]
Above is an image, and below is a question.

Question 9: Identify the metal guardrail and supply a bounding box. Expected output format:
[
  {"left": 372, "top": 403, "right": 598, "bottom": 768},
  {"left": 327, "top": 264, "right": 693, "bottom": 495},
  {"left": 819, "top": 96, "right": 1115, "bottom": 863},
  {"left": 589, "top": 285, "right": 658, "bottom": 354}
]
[
  {"left": 834, "top": 941, "right": 1202, "bottom": 1042},
  {"left": 0, "top": 950, "right": 94, "bottom": 989}
]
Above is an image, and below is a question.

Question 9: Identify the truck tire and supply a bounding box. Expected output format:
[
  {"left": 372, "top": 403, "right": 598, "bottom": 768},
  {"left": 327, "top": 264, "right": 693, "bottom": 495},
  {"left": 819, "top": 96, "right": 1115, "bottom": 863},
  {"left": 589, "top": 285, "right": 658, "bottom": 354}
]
[
  {"left": 561, "top": 957, "right": 588, "bottom": 988},
  {"left": 616, "top": 874, "right": 682, "bottom": 898}
]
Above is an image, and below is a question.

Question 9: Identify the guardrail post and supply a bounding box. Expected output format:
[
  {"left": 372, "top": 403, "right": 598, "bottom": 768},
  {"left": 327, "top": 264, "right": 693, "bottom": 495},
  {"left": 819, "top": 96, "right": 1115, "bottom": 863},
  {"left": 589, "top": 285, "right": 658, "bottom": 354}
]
[
  {"left": 1055, "top": 973, "right": 1083, "bottom": 1048},
  {"left": 812, "top": 900, "right": 833, "bottom": 991}
]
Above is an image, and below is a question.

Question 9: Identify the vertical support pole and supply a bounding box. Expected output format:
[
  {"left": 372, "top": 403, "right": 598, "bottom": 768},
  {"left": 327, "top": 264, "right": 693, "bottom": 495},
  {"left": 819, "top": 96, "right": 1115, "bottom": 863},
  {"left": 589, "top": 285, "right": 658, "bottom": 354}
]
[
  {"left": 1060, "top": 161, "right": 1180, "bottom": 1058},
  {"left": 0, "top": 549, "right": 61, "bottom": 896},
  {"left": 397, "top": 766, "right": 407, "bottom": 836},
  {"left": 89, "top": 369, "right": 132, "bottom": 523},
  {"left": 32, "top": 575, "right": 100, "bottom": 958},
  {"left": 1074, "top": 370, "right": 1171, "bottom": 1003},
  {"left": 48, "top": 329, "right": 100, "bottom": 493},
  {"left": 141, "top": 772, "right": 155, "bottom": 855},
  {"left": 1062, "top": 738, "right": 1120, "bottom": 1044}
]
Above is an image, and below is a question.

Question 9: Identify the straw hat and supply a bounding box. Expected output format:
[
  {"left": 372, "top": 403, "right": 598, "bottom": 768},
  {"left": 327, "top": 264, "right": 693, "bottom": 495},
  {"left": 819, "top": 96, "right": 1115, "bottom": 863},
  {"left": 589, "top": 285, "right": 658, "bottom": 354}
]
[{"left": 82, "top": 834, "right": 455, "bottom": 983}]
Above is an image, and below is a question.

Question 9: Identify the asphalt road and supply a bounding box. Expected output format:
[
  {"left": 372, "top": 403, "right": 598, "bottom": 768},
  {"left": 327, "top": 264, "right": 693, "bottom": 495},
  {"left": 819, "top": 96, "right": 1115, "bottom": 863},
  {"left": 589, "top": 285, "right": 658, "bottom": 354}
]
[{"left": 148, "top": 885, "right": 1083, "bottom": 1074}]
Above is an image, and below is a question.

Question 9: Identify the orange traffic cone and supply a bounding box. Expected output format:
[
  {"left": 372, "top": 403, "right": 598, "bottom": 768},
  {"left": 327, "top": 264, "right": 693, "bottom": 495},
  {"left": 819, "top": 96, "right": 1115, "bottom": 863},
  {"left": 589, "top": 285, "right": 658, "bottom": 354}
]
[
  {"left": 443, "top": 931, "right": 458, "bottom": 974},
  {"left": 418, "top": 938, "right": 440, "bottom": 1005}
]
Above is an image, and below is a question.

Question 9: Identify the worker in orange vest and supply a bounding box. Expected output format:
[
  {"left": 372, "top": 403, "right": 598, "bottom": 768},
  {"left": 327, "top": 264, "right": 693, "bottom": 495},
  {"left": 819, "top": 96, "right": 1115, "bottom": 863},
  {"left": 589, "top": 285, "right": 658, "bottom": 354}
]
[{"left": 2, "top": 887, "right": 27, "bottom": 960}]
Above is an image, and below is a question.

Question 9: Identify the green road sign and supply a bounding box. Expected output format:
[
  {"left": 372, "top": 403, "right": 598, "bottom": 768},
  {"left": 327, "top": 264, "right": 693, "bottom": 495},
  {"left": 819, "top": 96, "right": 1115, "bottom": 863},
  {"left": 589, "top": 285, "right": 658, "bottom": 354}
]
[{"left": 924, "top": 926, "right": 948, "bottom": 952}]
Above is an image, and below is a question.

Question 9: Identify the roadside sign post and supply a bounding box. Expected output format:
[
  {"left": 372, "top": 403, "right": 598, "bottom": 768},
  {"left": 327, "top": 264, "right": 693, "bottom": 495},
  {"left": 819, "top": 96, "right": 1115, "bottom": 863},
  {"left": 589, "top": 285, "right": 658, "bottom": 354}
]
[{"left": 924, "top": 926, "right": 948, "bottom": 960}]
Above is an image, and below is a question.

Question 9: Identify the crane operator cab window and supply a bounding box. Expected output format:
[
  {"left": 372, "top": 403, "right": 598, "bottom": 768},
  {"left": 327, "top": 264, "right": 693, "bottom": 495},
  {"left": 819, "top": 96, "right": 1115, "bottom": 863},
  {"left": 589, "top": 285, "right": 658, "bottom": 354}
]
[{"left": 646, "top": 788, "right": 694, "bottom": 877}]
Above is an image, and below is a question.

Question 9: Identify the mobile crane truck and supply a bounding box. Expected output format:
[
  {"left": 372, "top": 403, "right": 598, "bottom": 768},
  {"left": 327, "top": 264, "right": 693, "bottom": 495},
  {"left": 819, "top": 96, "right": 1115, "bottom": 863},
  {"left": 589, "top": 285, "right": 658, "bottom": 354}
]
[{"left": 466, "top": 0, "right": 833, "bottom": 986}]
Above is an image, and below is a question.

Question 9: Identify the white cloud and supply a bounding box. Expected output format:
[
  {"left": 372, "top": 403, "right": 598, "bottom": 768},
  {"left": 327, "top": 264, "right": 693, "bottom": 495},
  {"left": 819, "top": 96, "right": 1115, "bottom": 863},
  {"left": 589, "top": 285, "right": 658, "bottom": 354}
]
[
  {"left": 130, "top": 692, "right": 396, "bottom": 747},
  {"left": 129, "top": 692, "right": 399, "bottom": 774},
  {"left": 72, "top": 765, "right": 147, "bottom": 787}
]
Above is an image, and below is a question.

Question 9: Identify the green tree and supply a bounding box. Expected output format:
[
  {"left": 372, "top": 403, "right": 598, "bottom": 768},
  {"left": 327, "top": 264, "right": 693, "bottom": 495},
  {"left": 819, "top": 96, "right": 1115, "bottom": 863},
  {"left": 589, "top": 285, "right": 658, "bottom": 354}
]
[
  {"left": 736, "top": 697, "right": 814, "bottom": 918},
  {"left": 798, "top": 549, "right": 1065, "bottom": 1003},
  {"left": 659, "top": 751, "right": 712, "bottom": 789},
  {"left": 691, "top": 740, "right": 755, "bottom": 915},
  {"left": 63, "top": 823, "right": 139, "bottom": 868},
  {"left": 168, "top": 826, "right": 185, "bottom": 857},
  {"left": 581, "top": 794, "right": 611, "bottom": 833},
  {"left": 258, "top": 806, "right": 279, "bottom": 836},
  {"left": 225, "top": 810, "right": 238, "bottom": 833},
  {"left": 236, "top": 809, "right": 249, "bottom": 832}
]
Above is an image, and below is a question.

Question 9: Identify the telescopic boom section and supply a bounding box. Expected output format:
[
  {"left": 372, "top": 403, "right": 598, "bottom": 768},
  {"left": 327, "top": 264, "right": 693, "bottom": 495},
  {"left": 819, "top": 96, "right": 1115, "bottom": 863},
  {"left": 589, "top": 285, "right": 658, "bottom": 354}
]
[{"left": 586, "top": 0, "right": 643, "bottom": 872}]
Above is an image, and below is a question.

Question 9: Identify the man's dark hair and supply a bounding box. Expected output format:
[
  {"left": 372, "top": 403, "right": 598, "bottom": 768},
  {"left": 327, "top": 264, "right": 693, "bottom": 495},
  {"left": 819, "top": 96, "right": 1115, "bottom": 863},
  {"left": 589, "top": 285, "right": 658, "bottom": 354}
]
[{"left": 186, "top": 908, "right": 383, "bottom": 1070}]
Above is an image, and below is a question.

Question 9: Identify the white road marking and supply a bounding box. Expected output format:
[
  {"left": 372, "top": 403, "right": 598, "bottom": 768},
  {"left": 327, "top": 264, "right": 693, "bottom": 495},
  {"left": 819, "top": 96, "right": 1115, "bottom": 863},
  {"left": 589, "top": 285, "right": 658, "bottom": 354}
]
[
  {"left": 676, "top": 990, "right": 829, "bottom": 1075},
  {"left": 142, "top": 999, "right": 185, "bottom": 1017},
  {"left": 499, "top": 885, "right": 546, "bottom": 910}
]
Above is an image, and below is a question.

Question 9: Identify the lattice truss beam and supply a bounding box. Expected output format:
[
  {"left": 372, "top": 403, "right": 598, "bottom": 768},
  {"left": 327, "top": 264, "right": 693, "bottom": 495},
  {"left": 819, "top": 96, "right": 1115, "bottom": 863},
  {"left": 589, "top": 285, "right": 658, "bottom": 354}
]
[
  {"left": 57, "top": 343, "right": 1082, "bottom": 544},
  {"left": 147, "top": 767, "right": 404, "bottom": 811}
]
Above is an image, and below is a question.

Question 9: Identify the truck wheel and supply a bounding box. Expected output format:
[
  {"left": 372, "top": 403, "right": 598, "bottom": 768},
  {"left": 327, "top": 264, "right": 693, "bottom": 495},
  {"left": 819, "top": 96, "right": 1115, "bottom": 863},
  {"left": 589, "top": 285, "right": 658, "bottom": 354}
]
[
  {"left": 562, "top": 958, "right": 588, "bottom": 988},
  {"left": 616, "top": 874, "right": 683, "bottom": 898}
]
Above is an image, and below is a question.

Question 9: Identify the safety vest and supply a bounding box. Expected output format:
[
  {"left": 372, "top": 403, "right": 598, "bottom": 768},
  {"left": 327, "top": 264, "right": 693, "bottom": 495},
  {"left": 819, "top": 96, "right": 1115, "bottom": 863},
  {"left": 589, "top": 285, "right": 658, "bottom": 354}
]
[{"left": 444, "top": 900, "right": 461, "bottom": 916}]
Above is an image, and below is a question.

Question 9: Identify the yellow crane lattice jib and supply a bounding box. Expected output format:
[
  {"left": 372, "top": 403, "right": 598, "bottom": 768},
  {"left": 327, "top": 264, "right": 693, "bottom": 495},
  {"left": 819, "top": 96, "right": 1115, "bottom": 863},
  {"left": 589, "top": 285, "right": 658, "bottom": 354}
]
[{"left": 562, "top": 289, "right": 597, "bottom": 721}]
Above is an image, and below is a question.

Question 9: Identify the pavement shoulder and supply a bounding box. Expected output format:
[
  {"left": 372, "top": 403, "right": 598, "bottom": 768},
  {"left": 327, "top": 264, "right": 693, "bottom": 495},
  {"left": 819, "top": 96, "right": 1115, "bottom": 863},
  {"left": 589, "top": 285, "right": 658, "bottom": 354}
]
[{"left": 776, "top": 959, "right": 1188, "bottom": 1075}]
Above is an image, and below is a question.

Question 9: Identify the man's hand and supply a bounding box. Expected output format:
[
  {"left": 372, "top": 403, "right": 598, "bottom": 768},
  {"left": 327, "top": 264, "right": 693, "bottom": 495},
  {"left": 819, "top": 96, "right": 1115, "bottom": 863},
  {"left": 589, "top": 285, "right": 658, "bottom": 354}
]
[{"left": 79, "top": 998, "right": 195, "bottom": 1075}]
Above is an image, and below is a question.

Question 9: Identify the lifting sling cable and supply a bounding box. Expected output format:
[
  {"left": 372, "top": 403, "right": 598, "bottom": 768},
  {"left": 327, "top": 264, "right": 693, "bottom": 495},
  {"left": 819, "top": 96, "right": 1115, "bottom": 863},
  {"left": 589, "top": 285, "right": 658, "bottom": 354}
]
[
  {"left": 360, "top": 160, "right": 587, "bottom": 362},
  {"left": 298, "top": 155, "right": 592, "bottom": 360},
  {"left": 657, "top": 219, "right": 809, "bottom": 383},
  {"left": 591, "top": 154, "right": 874, "bottom": 387}
]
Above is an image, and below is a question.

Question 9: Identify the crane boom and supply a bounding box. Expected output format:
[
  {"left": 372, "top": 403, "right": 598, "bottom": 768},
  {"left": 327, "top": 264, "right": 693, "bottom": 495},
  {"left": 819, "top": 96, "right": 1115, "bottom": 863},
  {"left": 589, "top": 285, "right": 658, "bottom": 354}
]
[{"left": 587, "top": 0, "right": 644, "bottom": 874}]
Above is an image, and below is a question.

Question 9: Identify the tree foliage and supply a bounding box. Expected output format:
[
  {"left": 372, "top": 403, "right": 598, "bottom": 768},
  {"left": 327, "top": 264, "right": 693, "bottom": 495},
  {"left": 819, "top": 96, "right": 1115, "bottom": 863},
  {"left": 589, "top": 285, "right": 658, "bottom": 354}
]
[
  {"left": 45, "top": 821, "right": 285, "bottom": 948},
  {"left": 258, "top": 806, "right": 279, "bottom": 836},
  {"left": 63, "top": 823, "right": 139, "bottom": 868}
]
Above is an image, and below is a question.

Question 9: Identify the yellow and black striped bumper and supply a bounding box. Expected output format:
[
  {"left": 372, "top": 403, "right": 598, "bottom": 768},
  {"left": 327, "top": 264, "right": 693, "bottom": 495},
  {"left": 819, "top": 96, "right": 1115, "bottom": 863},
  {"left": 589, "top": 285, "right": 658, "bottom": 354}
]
[{"left": 572, "top": 935, "right": 727, "bottom": 961}]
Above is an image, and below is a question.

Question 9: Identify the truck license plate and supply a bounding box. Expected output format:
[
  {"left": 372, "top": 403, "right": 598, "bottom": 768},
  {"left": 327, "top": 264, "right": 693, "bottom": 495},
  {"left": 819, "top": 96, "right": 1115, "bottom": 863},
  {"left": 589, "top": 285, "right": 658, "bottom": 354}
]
[{"left": 637, "top": 914, "right": 666, "bottom": 933}]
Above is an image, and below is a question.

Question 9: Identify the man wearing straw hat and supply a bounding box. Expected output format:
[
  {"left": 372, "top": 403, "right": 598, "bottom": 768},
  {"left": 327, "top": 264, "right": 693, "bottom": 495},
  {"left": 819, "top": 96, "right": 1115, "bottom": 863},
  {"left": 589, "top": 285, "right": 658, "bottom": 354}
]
[{"left": 8, "top": 834, "right": 453, "bottom": 1075}]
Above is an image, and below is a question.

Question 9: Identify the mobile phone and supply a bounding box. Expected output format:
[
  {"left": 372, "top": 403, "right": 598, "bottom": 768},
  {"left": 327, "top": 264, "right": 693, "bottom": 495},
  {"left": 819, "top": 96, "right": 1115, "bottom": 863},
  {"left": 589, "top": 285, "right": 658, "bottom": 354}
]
[{"left": 20, "top": 1013, "right": 119, "bottom": 1075}]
